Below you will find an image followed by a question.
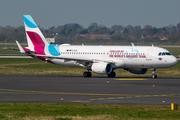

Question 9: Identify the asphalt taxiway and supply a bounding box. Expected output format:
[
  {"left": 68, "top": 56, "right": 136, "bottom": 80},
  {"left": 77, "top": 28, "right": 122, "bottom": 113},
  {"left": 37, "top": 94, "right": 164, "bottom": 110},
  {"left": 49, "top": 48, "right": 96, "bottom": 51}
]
[{"left": 0, "top": 75, "right": 180, "bottom": 105}]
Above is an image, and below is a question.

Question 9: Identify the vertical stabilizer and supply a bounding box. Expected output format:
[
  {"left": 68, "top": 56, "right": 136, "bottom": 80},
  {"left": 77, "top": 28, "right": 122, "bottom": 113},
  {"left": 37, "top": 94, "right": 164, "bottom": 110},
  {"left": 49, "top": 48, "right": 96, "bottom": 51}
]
[{"left": 23, "top": 15, "right": 49, "bottom": 55}]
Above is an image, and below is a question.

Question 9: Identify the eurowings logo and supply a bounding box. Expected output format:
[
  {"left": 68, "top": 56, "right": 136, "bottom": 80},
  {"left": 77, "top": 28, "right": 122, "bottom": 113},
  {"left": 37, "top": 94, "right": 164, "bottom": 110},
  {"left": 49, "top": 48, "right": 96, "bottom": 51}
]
[
  {"left": 23, "top": 15, "right": 61, "bottom": 57},
  {"left": 126, "top": 48, "right": 139, "bottom": 59},
  {"left": 158, "top": 57, "right": 163, "bottom": 61}
]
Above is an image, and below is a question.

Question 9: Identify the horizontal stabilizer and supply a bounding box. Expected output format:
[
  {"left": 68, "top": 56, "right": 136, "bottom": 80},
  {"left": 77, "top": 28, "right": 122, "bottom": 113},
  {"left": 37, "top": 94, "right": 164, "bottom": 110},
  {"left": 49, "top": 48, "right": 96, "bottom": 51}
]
[{"left": 16, "top": 41, "right": 25, "bottom": 53}]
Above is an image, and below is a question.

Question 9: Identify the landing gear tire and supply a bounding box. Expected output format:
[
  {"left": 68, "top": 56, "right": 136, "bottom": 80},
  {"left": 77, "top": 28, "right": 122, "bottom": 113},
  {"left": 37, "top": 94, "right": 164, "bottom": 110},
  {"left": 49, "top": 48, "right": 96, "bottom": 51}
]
[
  {"left": 107, "top": 71, "right": 116, "bottom": 78},
  {"left": 152, "top": 74, "right": 157, "bottom": 79},
  {"left": 83, "top": 72, "right": 92, "bottom": 77},
  {"left": 151, "top": 68, "right": 157, "bottom": 79}
]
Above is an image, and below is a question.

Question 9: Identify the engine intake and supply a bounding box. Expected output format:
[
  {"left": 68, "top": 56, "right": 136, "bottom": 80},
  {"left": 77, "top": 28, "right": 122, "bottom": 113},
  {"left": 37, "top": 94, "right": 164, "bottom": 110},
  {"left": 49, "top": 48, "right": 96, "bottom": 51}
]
[{"left": 91, "top": 63, "right": 112, "bottom": 74}]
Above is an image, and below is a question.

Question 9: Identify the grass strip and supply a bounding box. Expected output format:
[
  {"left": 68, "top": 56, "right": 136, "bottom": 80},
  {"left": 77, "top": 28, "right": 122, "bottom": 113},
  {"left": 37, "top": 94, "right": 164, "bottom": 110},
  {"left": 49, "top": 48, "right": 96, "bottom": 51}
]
[
  {"left": 0, "top": 58, "right": 180, "bottom": 77},
  {"left": 0, "top": 103, "right": 179, "bottom": 120}
]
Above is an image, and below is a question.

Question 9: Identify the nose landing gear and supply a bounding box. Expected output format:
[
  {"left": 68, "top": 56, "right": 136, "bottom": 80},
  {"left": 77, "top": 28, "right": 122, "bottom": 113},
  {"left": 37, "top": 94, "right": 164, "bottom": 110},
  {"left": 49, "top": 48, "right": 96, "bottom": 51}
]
[{"left": 151, "top": 68, "right": 157, "bottom": 78}]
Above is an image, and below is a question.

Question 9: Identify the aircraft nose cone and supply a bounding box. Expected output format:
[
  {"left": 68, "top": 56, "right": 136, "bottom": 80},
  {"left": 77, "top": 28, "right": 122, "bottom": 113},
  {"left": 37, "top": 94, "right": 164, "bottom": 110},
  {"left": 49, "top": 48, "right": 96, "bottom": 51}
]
[
  {"left": 170, "top": 57, "right": 178, "bottom": 66},
  {"left": 174, "top": 58, "right": 178, "bottom": 65}
]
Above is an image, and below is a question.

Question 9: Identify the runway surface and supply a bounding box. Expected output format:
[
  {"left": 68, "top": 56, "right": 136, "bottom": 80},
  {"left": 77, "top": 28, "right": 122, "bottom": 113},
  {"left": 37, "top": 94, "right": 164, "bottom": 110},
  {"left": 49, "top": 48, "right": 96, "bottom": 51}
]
[{"left": 0, "top": 75, "right": 180, "bottom": 105}]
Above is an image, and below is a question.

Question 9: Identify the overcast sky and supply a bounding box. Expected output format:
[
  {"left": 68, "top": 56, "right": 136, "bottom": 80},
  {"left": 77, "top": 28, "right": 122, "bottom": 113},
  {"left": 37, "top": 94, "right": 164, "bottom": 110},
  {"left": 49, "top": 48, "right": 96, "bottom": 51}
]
[{"left": 1, "top": 0, "right": 180, "bottom": 29}]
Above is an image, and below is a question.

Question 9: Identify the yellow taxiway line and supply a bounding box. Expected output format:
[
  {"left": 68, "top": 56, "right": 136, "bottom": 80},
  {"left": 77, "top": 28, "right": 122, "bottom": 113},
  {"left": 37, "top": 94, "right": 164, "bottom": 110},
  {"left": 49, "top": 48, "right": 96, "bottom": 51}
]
[
  {"left": 0, "top": 88, "right": 137, "bottom": 96},
  {"left": 114, "top": 78, "right": 147, "bottom": 80}
]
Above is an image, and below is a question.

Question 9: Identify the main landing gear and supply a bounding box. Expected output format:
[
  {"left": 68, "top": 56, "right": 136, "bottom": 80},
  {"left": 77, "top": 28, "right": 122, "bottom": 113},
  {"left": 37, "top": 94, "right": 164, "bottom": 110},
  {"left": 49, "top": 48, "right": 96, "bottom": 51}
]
[
  {"left": 107, "top": 71, "right": 116, "bottom": 78},
  {"left": 83, "top": 71, "right": 92, "bottom": 77},
  {"left": 151, "top": 68, "right": 157, "bottom": 78}
]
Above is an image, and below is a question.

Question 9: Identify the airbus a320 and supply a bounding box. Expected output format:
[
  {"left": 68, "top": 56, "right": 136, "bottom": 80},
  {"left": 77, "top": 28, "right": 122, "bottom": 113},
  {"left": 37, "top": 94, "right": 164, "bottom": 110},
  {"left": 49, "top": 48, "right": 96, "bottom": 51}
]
[{"left": 16, "top": 15, "right": 178, "bottom": 78}]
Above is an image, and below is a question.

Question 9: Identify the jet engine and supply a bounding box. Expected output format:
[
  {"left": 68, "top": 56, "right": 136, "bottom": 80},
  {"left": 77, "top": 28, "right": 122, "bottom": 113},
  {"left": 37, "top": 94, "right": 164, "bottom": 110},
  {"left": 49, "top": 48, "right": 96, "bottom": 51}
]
[
  {"left": 91, "top": 63, "right": 112, "bottom": 74},
  {"left": 124, "top": 68, "right": 148, "bottom": 74}
]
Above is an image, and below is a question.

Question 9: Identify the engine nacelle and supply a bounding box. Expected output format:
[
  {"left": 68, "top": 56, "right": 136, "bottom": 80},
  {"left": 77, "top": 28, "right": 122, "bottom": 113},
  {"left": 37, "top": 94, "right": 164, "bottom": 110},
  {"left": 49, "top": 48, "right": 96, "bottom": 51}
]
[
  {"left": 91, "top": 63, "right": 112, "bottom": 74},
  {"left": 124, "top": 68, "right": 148, "bottom": 74}
]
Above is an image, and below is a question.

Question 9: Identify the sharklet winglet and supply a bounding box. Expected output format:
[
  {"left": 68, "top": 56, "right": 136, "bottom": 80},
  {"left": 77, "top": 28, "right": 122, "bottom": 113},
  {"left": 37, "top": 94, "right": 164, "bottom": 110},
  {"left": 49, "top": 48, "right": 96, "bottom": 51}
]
[{"left": 131, "top": 43, "right": 134, "bottom": 46}]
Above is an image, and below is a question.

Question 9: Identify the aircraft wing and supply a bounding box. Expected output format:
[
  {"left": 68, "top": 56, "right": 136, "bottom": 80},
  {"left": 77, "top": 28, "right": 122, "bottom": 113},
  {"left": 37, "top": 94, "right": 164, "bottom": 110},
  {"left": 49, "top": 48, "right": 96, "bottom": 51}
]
[{"left": 35, "top": 54, "right": 114, "bottom": 63}]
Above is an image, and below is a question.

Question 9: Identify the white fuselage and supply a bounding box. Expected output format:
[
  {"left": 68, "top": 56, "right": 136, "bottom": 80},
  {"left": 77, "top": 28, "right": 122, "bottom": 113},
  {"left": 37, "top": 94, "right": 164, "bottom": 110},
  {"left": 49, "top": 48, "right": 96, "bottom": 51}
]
[{"left": 46, "top": 45, "right": 178, "bottom": 69}]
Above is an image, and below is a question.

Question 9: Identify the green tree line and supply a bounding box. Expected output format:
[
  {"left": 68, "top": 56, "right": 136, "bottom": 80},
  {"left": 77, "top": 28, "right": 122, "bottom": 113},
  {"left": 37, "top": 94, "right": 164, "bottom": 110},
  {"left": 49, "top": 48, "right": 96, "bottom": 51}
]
[{"left": 0, "top": 22, "right": 180, "bottom": 45}]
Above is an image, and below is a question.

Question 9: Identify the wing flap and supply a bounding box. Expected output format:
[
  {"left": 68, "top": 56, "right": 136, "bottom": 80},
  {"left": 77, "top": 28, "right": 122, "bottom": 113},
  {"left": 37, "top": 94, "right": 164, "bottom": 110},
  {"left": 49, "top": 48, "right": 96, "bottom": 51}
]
[
  {"left": 35, "top": 54, "right": 91, "bottom": 61},
  {"left": 35, "top": 54, "right": 115, "bottom": 64}
]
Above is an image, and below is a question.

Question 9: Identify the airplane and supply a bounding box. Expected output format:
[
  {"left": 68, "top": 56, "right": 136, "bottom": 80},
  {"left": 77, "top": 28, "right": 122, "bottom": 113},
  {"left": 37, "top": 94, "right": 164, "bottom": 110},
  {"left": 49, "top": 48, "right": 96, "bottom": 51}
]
[{"left": 16, "top": 15, "right": 178, "bottom": 78}]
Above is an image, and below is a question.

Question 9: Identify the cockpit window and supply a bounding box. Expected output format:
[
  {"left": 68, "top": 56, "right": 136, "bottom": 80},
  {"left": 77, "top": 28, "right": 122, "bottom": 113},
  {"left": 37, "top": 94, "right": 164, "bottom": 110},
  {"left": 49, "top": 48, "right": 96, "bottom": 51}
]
[
  {"left": 158, "top": 52, "right": 172, "bottom": 56},
  {"left": 166, "top": 52, "right": 171, "bottom": 55},
  {"left": 162, "top": 53, "right": 165, "bottom": 55}
]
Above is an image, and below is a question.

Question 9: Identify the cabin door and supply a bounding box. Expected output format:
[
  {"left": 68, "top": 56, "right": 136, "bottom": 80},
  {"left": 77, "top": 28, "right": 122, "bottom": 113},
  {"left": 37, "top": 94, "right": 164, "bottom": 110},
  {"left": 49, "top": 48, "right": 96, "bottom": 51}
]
[{"left": 146, "top": 49, "right": 153, "bottom": 61}]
